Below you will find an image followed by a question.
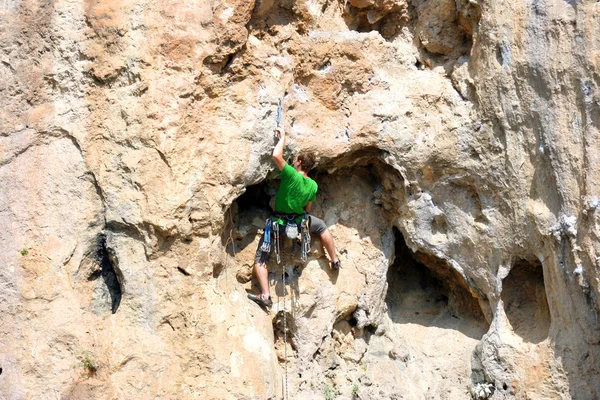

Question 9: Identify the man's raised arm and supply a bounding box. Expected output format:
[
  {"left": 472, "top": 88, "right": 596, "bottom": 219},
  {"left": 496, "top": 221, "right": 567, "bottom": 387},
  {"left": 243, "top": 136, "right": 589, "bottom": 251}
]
[{"left": 272, "top": 127, "right": 286, "bottom": 171}]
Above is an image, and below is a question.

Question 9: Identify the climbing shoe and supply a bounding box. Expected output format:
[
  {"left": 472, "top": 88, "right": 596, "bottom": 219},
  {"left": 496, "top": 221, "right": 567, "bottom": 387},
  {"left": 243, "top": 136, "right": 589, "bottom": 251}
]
[
  {"left": 330, "top": 260, "right": 341, "bottom": 271},
  {"left": 247, "top": 293, "right": 273, "bottom": 308}
]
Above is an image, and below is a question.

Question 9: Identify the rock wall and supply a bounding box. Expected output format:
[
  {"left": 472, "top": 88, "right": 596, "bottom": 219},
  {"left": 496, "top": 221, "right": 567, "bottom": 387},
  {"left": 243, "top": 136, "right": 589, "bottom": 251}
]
[{"left": 1, "top": 0, "right": 599, "bottom": 399}]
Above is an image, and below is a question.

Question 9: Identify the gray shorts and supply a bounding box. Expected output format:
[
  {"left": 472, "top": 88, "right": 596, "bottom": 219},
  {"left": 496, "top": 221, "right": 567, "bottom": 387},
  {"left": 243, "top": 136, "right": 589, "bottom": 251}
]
[{"left": 254, "top": 214, "right": 327, "bottom": 264}]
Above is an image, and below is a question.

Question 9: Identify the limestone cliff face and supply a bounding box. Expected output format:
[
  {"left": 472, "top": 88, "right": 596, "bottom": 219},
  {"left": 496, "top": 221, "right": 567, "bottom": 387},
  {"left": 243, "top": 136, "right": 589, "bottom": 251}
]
[{"left": 1, "top": 0, "right": 599, "bottom": 399}]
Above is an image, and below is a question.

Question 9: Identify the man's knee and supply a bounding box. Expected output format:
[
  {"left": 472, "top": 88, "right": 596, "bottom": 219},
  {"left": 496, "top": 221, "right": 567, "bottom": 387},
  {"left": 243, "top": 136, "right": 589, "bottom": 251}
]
[
  {"left": 308, "top": 215, "right": 327, "bottom": 236},
  {"left": 254, "top": 262, "right": 267, "bottom": 269}
]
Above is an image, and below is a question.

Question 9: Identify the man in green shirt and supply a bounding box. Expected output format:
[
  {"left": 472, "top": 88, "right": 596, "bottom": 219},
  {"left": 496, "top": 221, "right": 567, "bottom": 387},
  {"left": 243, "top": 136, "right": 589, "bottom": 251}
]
[{"left": 248, "top": 127, "right": 341, "bottom": 308}]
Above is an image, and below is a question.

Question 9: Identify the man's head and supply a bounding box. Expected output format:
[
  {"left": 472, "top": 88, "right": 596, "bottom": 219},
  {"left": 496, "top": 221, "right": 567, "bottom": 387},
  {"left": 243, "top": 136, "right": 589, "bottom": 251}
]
[{"left": 294, "top": 151, "right": 316, "bottom": 172}]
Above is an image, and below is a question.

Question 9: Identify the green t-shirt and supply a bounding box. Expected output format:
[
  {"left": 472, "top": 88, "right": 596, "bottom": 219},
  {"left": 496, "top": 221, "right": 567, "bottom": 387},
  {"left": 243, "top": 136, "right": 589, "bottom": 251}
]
[{"left": 274, "top": 164, "right": 318, "bottom": 214}]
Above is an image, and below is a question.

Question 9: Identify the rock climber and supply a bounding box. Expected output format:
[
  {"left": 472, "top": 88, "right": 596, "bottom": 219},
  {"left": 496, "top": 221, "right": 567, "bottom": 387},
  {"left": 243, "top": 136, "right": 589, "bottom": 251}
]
[{"left": 247, "top": 126, "right": 341, "bottom": 308}]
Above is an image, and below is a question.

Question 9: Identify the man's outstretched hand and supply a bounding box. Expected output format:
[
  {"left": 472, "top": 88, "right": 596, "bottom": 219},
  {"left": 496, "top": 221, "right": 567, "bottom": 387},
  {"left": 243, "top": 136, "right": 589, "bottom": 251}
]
[
  {"left": 272, "top": 127, "right": 286, "bottom": 170},
  {"left": 275, "top": 127, "right": 285, "bottom": 139}
]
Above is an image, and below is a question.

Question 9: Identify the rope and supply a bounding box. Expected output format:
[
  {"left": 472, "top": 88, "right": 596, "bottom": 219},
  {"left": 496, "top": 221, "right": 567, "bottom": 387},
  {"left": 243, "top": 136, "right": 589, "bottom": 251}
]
[{"left": 282, "top": 263, "right": 288, "bottom": 400}]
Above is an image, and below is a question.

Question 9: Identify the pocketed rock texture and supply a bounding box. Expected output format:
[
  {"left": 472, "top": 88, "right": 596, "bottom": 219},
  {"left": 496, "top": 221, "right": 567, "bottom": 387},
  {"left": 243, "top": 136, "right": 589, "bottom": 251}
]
[{"left": 1, "top": 0, "right": 599, "bottom": 399}]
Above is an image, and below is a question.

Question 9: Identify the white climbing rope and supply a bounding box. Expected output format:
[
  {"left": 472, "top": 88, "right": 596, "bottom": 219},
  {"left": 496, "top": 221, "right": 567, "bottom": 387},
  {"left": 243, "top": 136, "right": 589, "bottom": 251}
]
[{"left": 282, "top": 262, "right": 288, "bottom": 400}]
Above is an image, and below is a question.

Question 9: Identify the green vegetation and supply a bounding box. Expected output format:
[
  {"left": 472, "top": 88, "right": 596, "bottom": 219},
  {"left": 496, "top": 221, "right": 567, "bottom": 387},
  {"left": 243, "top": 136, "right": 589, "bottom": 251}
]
[
  {"left": 20, "top": 248, "right": 28, "bottom": 256},
  {"left": 352, "top": 382, "right": 360, "bottom": 396},
  {"left": 324, "top": 382, "right": 336, "bottom": 400},
  {"left": 77, "top": 350, "right": 97, "bottom": 376}
]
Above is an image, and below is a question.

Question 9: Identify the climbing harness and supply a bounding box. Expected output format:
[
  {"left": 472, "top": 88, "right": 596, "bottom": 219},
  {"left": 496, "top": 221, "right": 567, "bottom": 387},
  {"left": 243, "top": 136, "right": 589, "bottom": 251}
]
[{"left": 267, "top": 213, "right": 310, "bottom": 264}]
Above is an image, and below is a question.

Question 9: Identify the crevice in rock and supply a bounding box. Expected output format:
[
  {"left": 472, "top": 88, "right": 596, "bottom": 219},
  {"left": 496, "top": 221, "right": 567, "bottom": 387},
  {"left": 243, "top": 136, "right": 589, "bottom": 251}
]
[
  {"left": 248, "top": 0, "right": 308, "bottom": 37},
  {"left": 501, "top": 258, "right": 550, "bottom": 343},
  {"left": 203, "top": 45, "right": 247, "bottom": 76},
  {"left": 87, "top": 170, "right": 107, "bottom": 223},
  {"left": 202, "top": 0, "right": 256, "bottom": 76},
  {"left": 223, "top": 53, "right": 236, "bottom": 70},
  {"left": 87, "top": 233, "right": 123, "bottom": 314},
  {"left": 155, "top": 148, "right": 170, "bottom": 168},
  {"left": 341, "top": 4, "right": 409, "bottom": 40},
  {"left": 410, "top": 0, "right": 480, "bottom": 71},
  {"left": 105, "top": 221, "right": 142, "bottom": 241},
  {"left": 83, "top": 65, "right": 141, "bottom": 89},
  {"left": 347, "top": 314, "right": 358, "bottom": 328}
]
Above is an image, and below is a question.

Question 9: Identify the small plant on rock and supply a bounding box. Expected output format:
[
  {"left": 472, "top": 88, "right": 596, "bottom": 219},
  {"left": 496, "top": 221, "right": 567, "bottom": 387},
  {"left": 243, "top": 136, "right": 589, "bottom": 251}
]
[
  {"left": 323, "top": 382, "right": 336, "bottom": 400},
  {"left": 77, "top": 350, "right": 97, "bottom": 376},
  {"left": 352, "top": 382, "right": 360, "bottom": 397},
  {"left": 471, "top": 382, "right": 495, "bottom": 399},
  {"left": 20, "top": 248, "right": 28, "bottom": 256}
]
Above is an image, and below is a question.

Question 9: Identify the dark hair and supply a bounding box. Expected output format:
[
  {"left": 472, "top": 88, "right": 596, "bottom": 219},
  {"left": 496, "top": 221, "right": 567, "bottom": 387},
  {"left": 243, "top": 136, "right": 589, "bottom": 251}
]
[{"left": 297, "top": 151, "right": 316, "bottom": 171}]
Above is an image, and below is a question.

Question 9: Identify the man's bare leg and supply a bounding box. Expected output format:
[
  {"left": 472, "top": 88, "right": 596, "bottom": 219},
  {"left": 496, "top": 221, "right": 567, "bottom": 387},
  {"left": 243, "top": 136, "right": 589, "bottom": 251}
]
[
  {"left": 319, "top": 229, "right": 339, "bottom": 264},
  {"left": 253, "top": 262, "right": 270, "bottom": 299}
]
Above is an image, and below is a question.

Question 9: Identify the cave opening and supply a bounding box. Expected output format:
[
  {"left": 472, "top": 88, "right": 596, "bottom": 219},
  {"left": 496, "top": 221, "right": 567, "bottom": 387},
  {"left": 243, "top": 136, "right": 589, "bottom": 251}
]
[
  {"left": 225, "top": 179, "right": 276, "bottom": 258},
  {"left": 386, "top": 227, "right": 489, "bottom": 335},
  {"left": 501, "top": 258, "right": 550, "bottom": 343},
  {"left": 380, "top": 227, "right": 490, "bottom": 396},
  {"left": 234, "top": 181, "right": 274, "bottom": 215}
]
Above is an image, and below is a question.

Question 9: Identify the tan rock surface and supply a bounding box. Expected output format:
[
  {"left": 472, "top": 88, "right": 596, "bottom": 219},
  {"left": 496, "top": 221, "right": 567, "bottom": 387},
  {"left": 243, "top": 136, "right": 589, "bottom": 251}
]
[{"left": 1, "top": 0, "right": 600, "bottom": 399}]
